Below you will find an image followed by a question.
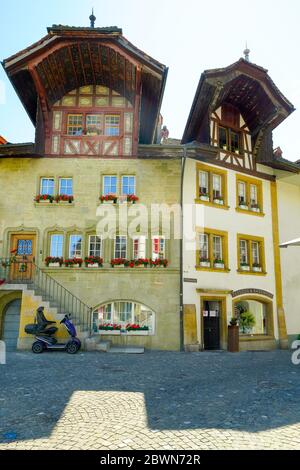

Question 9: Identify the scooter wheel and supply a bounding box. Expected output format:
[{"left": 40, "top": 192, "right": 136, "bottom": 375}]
[
  {"left": 66, "top": 341, "right": 79, "bottom": 355},
  {"left": 32, "top": 341, "right": 44, "bottom": 354}
]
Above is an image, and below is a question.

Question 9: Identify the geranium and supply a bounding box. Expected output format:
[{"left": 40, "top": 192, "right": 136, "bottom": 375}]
[
  {"left": 150, "top": 258, "right": 168, "bottom": 268},
  {"left": 45, "top": 257, "right": 64, "bottom": 266},
  {"left": 55, "top": 194, "right": 74, "bottom": 203},
  {"left": 127, "top": 194, "right": 139, "bottom": 203},
  {"left": 84, "top": 256, "right": 103, "bottom": 267},
  {"left": 111, "top": 258, "right": 128, "bottom": 267},
  {"left": 64, "top": 258, "right": 83, "bottom": 267},
  {"left": 100, "top": 194, "right": 118, "bottom": 203},
  {"left": 134, "top": 258, "right": 149, "bottom": 267},
  {"left": 35, "top": 194, "right": 54, "bottom": 203}
]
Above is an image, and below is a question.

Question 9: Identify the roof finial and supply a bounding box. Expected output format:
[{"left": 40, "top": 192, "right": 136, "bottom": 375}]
[
  {"left": 89, "top": 8, "right": 96, "bottom": 28},
  {"left": 243, "top": 42, "right": 250, "bottom": 62}
]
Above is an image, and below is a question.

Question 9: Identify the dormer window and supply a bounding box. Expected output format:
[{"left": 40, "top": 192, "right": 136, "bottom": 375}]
[{"left": 218, "top": 126, "right": 241, "bottom": 154}]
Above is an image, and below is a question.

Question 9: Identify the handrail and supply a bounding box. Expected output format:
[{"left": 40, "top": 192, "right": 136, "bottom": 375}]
[{"left": 0, "top": 258, "right": 93, "bottom": 335}]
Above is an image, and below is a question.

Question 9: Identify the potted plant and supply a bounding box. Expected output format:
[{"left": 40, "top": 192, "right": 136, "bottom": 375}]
[
  {"left": 64, "top": 258, "right": 83, "bottom": 268},
  {"left": 100, "top": 194, "right": 118, "bottom": 204},
  {"left": 135, "top": 258, "right": 149, "bottom": 268},
  {"left": 214, "top": 258, "right": 225, "bottom": 269},
  {"left": 199, "top": 190, "right": 210, "bottom": 202},
  {"left": 239, "top": 311, "right": 256, "bottom": 334},
  {"left": 127, "top": 194, "right": 139, "bottom": 204},
  {"left": 239, "top": 199, "right": 249, "bottom": 210},
  {"left": 111, "top": 258, "right": 128, "bottom": 268},
  {"left": 252, "top": 263, "right": 262, "bottom": 273},
  {"left": 150, "top": 258, "right": 168, "bottom": 268},
  {"left": 228, "top": 317, "right": 239, "bottom": 352},
  {"left": 99, "top": 323, "right": 122, "bottom": 335},
  {"left": 250, "top": 203, "right": 260, "bottom": 213},
  {"left": 200, "top": 257, "right": 210, "bottom": 268},
  {"left": 84, "top": 256, "right": 103, "bottom": 268},
  {"left": 35, "top": 194, "right": 54, "bottom": 203},
  {"left": 240, "top": 262, "right": 250, "bottom": 271},
  {"left": 55, "top": 194, "right": 74, "bottom": 204},
  {"left": 213, "top": 196, "right": 224, "bottom": 205},
  {"left": 45, "top": 256, "right": 64, "bottom": 267},
  {"left": 126, "top": 324, "right": 150, "bottom": 335}
]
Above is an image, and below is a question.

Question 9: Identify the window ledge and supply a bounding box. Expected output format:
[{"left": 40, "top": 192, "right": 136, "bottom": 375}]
[
  {"left": 237, "top": 269, "right": 267, "bottom": 276},
  {"left": 35, "top": 202, "right": 75, "bottom": 208},
  {"left": 235, "top": 207, "right": 265, "bottom": 217},
  {"left": 194, "top": 199, "right": 230, "bottom": 210},
  {"left": 196, "top": 265, "right": 230, "bottom": 273},
  {"left": 239, "top": 335, "right": 275, "bottom": 342}
]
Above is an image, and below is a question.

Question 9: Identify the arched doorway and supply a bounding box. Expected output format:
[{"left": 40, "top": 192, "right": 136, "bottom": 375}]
[{"left": 2, "top": 299, "right": 21, "bottom": 351}]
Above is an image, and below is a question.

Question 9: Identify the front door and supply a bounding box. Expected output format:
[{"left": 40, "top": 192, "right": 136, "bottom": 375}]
[
  {"left": 10, "top": 234, "right": 36, "bottom": 281},
  {"left": 203, "top": 300, "right": 221, "bottom": 350}
]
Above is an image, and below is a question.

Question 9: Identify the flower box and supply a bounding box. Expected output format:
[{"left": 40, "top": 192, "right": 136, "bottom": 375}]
[
  {"left": 252, "top": 266, "right": 262, "bottom": 273},
  {"left": 127, "top": 330, "right": 149, "bottom": 336},
  {"left": 64, "top": 258, "right": 83, "bottom": 268},
  {"left": 100, "top": 330, "right": 121, "bottom": 336},
  {"left": 240, "top": 265, "right": 250, "bottom": 271},
  {"left": 49, "top": 263, "right": 61, "bottom": 267},
  {"left": 213, "top": 198, "right": 224, "bottom": 205},
  {"left": 200, "top": 195, "right": 210, "bottom": 202},
  {"left": 35, "top": 194, "right": 54, "bottom": 203},
  {"left": 250, "top": 207, "right": 260, "bottom": 213},
  {"left": 214, "top": 262, "right": 225, "bottom": 269},
  {"left": 87, "top": 263, "right": 99, "bottom": 268},
  {"left": 100, "top": 195, "right": 118, "bottom": 204},
  {"left": 45, "top": 257, "right": 64, "bottom": 267},
  {"left": 239, "top": 204, "right": 249, "bottom": 211},
  {"left": 200, "top": 261, "right": 210, "bottom": 268}
]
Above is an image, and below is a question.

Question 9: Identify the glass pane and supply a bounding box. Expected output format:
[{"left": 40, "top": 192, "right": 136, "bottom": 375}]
[
  {"left": 103, "top": 176, "right": 117, "bottom": 195},
  {"left": 133, "top": 237, "right": 146, "bottom": 259},
  {"left": 236, "top": 300, "right": 267, "bottom": 335},
  {"left": 213, "top": 236, "right": 222, "bottom": 261},
  {"left": 219, "top": 127, "right": 228, "bottom": 149},
  {"left": 250, "top": 184, "right": 258, "bottom": 205},
  {"left": 115, "top": 236, "right": 127, "bottom": 258},
  {"left": 199, "top": 171, "right": 209, "bottom": 195},
  {"left": 115, "top": 302, "right": 132, "bottom": 323},
  {"left": 59, "top": 178, "right": 73, "bottom": 196},
  {"left": 50, "top": 235, "right": 63, "bottom": 257},
  {"left": 199, "top": 234, "right": 209, "bottom": 260},
  {"left": 122, "top": 176, "right": 136, "bottom": 195},
  {"left": 230, "top": 131, "right": 240, "bottom": 153},
  {"left": 152, "top": 237, "right": 165, "bottom": 260},
  {"left": 212, "top": 174, "right": 222, "bottom": 198},
  {"left": 105, "top": 115, "right": 120, "bottom": 136},
  {"left": 238, "top": 182, "right": 246, "bottom": 204},
  {"left": 69, "top": 235, "right": 82, "bottom": 258},
  {"left": 252, "top": 241, "right": 260, "bottom": 265},
  {"left": 41, "top": 178, "right": 55, "bottom": 196},
  {"left": 86, "top": 114, "right": 103, "bottom": 135},
  {"left": 89, "top": 236, "right": 102, "bottom": 257},
  {"left": 239, "top": 240, "right": 248, "bottom": 264},
  {"left": 17, "top": 239, "right": 33, "bottom": 256},
  {"left": 67, "top": 115, "right": 83, "bottom": 135}
]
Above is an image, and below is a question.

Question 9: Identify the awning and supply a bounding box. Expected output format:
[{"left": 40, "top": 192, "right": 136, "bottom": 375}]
[{"left": 279, "top": 238, "right": 300, "bottom": 248}]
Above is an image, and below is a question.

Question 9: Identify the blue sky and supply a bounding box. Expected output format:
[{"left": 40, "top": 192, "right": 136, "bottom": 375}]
[{"left": 1, "top": 0, "right": 300, "bottom": 160}]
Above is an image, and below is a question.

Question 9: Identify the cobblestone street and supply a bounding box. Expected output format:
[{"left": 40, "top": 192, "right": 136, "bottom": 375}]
[{"left": 1, "top": 350, "right": 300, "bottom": 450}]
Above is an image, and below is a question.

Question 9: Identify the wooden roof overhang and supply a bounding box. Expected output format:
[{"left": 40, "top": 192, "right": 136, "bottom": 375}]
[
  {"left": 182, "top": 59, "right": 295, "bottom": 160},
  {"left": 0, "top": 142, "right": 40, "bottom": 158},
  {"left": 2, "top": 26, "right": 168, "bottom": 145}
]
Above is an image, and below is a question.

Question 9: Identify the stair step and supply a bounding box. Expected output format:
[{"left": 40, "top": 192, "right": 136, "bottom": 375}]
[
  {"left": 96, "top": 341, "right": 112, "bottom": 352},
  {"left": 108, "top": 346, "right": 145, "bottom": 354}
]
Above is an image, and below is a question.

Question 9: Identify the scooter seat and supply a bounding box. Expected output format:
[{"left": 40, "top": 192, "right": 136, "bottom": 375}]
[{"left": 37, "top": 326, "right": 58, "bottom": 336}]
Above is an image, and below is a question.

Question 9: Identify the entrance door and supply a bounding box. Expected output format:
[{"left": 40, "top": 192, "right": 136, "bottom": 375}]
[
  {"left": 2, "top": 299, "right": 21, "bottom": 351},
  {"left": 203, "top": 300, "right": 221, "bottom": 350},
  {"left": 10, "top": 234, "right": 36, "bottom": 281}
]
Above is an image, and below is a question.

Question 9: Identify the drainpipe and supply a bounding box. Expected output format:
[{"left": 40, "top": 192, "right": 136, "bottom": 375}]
[{"left": 179, "top": 146, "right": 187, "bottom": 351}]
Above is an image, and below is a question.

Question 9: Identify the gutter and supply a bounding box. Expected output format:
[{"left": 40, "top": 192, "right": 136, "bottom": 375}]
[{"left": 179, "top": 145, "right": 187, "bottom": 351}]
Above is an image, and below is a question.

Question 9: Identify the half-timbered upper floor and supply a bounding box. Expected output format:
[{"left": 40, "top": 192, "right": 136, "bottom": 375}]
[{"left": 2, "top": 24, "right": 168, "bottom": 157}]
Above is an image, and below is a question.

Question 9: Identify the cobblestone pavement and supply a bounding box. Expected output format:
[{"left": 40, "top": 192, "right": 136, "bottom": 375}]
[{"left": 0, "top": 350, "right": 300, "bottom": 450}]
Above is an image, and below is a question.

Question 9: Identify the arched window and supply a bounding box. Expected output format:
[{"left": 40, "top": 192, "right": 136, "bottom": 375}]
[
  {"left": 234, "top": 299, "right": 269, "bottom": 335},
  {"left": 92, "top": 301, "right": 155, "bottom": 335}
]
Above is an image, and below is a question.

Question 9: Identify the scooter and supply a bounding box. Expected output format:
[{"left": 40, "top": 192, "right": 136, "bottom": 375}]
[{"left": 25, "top": 307, "right": 81, "bottom": 354}]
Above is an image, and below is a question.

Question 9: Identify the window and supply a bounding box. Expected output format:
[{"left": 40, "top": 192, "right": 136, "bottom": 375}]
[
  {"left": 152, "top": 237, "right": 165, "bottom": 260},
  {"left": 196, "top": 163, "right": 227, "bottom": 207},
  {"left": 50, "top": 234, "right": 64, "bottom": 257},
  {"left": 103, "top": 176, "right": 117, "bottom": 195},
  {"left": 236, "top": 175, "right": 263, "bottom": 214},
  {"left": 69, "top": 235, "right": 82, "bottom": 258},
  {"left": 238, "top": 182, "right": 246, "bottom": 205},
  {"left": 199, "top": 171, "right": 209, "bottom": 196},
  {"left": 40, "top": 178, "right": 55, "bottom": 196},
  {"left": 92, "top": 301, "right": 155, "bottom": 333},
  {"left": 218, "top": 125, "right": 242, "bottom": 154},
  {"left": 197, "top": 228, "right": 228, "bottom": 270},
  {"left": 212, "top": 174, "right": 222, "bottom": 199},
  {"left": 67, "top": 114, "right": 83, "bottom": 135},
  {"left": 235, "top": 300, "right": 268, "bottom": 335},
  {"left": 237, "top": 234, "right": 265, "bottom": 274},
  {"left": 199, "top": 233, "right": 209, "bottom": 261},
  {"left": 59, "top": 178, "right": 73, "bottom": 196},
  {"left": 105, "top": 115, "right": 120, "bottom": 136},
  {"left": 89, "top": 235, "right": 102, "bottom": 257},
  {"left": 115, "top": 236, "right": 127, "bottom": 259},
  {"left": 86, "top": 114, "right": 102, "bottom": 135},
  {"left": 133, "top": 236, "right": 146, "bottom": 259},
  {"left": 122, "top": 176, "right": 136, "bottom": 195}
]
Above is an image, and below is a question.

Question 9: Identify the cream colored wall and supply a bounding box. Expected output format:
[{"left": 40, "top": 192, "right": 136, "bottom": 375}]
[
  {"left": 0, "top": 156, "right": 181, "bottom": 350},
  {"left": 183, "top": 158, "right": 278, "bottom": 344},
  {"left": 277, "top": 175, "right": 300, "bottom": 337}
]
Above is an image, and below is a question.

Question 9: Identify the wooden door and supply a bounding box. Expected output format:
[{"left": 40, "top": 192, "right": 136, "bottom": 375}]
[
  {"left": 10, "top": 234, "right": 36, "bottom": 281},
  {"left": 203, "top": 301, "right": 221, "bottom": 350}
]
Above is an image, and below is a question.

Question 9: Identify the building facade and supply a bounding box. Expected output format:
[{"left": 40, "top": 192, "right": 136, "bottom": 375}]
[
  {"left": 0, "top": 23, "right": 181, "bottom": 351},
  {"left": 181, "top": 59, "right": 299, "bottom": 351}
]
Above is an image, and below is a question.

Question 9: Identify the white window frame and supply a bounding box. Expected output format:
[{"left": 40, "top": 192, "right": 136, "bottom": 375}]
[
  {"left": 103, "top": 175, "right": 117, "bottom": 196},
  {"left": 88, "top": 235, "right": 102, "bottom": 258},
  {"left": 50, "top": 234, "right": 64, "bottom": 257},
  {"left": 59, "top": 178, "right": 73, "bottom": 196},
  {"left": 40, "top": 178, "right": 55, "bottom": 196},
  {"left": 152, "top": 236, "right": 166, "bottom": 260},
  {"left": 114, "top": 236, "right": 127, "bottom": 259},
  {"left": 69, "top": 234, "right": 83, "bottom": 258},
  {"left": 133, "top": 236, "right": 146, "bottom": 260},
  {"left": 121, "top": 175, "right": 136, "bottom": 195}
]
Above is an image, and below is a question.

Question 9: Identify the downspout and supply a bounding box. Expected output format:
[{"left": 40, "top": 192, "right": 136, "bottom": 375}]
[{"left": 179, "top": 145, "right": 187, "bottom": 351}]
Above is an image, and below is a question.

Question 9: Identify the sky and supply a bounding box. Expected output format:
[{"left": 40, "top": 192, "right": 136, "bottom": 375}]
[{"left": 0, "top": 0, "right": 300, "bottom": 160}]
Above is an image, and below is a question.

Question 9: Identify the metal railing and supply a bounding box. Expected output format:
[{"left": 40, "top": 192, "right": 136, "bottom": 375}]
[{"left": 0, "top": 258, "right": 92, "bottom": 334}]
